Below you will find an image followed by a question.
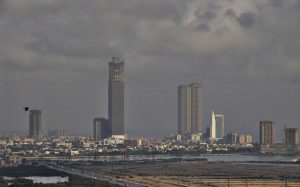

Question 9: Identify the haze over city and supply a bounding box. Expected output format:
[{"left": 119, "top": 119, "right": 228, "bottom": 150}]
[{"left": 1, "top": 0, "right": 300, "bottom": 140}]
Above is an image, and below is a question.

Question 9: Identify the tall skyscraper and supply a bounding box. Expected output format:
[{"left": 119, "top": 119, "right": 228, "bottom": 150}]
[
  {"left": 284, "top": 128, "right": 299, "bottom": 145},
  {"left": 210, "top": 111, "right": 224, "bottom": 139},
  {"left": 93, "top": 117, "right": 109, "bottom": 141},
  {"left": 178, "top": 83, "right": 203, "bottom": 135},
  {"left": 108, "top": 57, "right": 124, "bottom": 136},
  {"left": 29, "top": 109, "right": 42, "bottom": 140},
  {"left": 259, "top": 121, "right": 275, "bottom": 145}
]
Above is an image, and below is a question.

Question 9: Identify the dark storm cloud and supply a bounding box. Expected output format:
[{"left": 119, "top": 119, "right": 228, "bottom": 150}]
[
  {"left": 237, "top": 12, "right": 256, "bottom": 28},
  {"left": 225, "top": 9, "right": 256, "bottom": 28},
  {"left": 225, "top": 9, "right": 236, "bottom": 17},
  {"left": 0, "top": 0, "right": 300, "bottom": 139}
]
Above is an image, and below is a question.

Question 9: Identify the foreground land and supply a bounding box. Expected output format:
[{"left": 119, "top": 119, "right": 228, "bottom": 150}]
[
  {"left": 3, "top": 160, "right": 300, "bottom": 186},
  {"left": 0, "top": 165, "right": 120, "bottom": 187},
  {"left": 122, "top": 176, "right": 300, "bottom": 187},
  {"left": 68, "top": 159, "right": 300, "bottom": 187}
]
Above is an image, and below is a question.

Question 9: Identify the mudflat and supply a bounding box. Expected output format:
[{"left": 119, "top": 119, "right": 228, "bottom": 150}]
[{"left": 78, "top": 160, "right": 300, "bottom": 186}]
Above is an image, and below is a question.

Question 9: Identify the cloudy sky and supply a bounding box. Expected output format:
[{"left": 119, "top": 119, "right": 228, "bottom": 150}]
[{"left": 0, "top": 0, "right": 299, "bottom": 140}]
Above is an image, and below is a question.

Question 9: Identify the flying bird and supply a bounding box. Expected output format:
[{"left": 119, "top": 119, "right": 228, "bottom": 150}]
[{"left": 23, "top": 107, "right": 29, "bottom": 111}]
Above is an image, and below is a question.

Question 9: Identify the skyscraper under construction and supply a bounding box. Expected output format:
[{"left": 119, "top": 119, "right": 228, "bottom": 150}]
[{"left": 108, "top": 57, "right": 125, "bottom": 136}]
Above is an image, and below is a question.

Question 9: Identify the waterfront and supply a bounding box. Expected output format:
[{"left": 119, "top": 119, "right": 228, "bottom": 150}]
[
  {"left": 30, "top": 154, "right": 300, "bottom": 163},
  {"left": 3, "top": 176, "right": 69, "bottom": 184}
]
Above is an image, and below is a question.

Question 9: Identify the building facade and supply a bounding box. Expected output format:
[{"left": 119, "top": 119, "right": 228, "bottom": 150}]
[
  {"left": 178, "top": 83, "right": 203, "bottom": 135},
  {"left": 29, "top": 110, "right": 42, "bottom": 140},
  {"left": 108, "top": 57, "right": 125, "bottom": 136},
  {"left": 259, "top": 121, "right": 275, "bottom": 145},
  {"left": 211, "top": 111, "right": 224, "bottom": 140},
  {"left": 245, "top": 134, "right": 253, "bottom": 144},
  {"left": 284, "top": 128, "right": 299, "bottom": 145},
  {"left": 224, "top": 133, "right": 238, "bottom": 144},
  {"left": 93, "top": 118, "right": 109, "bottom": 141},
  {"left": 238, "top": 134, "right": 253, "bottom": 144}
]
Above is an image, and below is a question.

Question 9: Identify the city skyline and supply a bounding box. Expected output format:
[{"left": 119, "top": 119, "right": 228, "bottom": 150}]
[
  {"left": 1, "top": 1, "right": 300, "bottom": 186},
  {"left": 0, "top": 0, "right": 300, "bottom": 140}
]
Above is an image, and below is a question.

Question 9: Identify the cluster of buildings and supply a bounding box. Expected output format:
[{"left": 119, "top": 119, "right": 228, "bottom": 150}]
[
  {"left": 176, "top": 82, "right": 300, "bottom": 154},
  {"left": 224, "top": 133, "right": 253, "bottom": 145},
  {"left": 0, "top": 134, "right": 255, "bottom": 164},
  {"left": 92, "top": 57, "right": 126, "bottom": 142},
  {"left": 2, "top": 56, "right": 298, "bottom": 166},
  {"left": 177, "top": 83, "right": 253, "bottom": 145},
  {"left": 0, "top": 136, "right": 136, "bottom": 159},
  {"left": 259, "top": 121, "right": 300, "bottom": 153},
  {"left": 27, "top": 57, "right": 126, "bottom": 143},
  {"left": 0, "top": 155, "right": 22, "bottom": 167}
]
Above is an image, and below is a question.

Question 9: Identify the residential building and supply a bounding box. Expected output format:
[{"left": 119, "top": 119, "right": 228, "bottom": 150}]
[
  {"left": 93, "top": 118, "right": 109, "bottom": 141},
  {"left": 259, "top": 121, "right": 275, "bottom": 145},
  {"left": 178, "top": 83, "right": 203, "bottom": 135},
  {"left": 238, "top": 134, "right": 253, "bottom": 144},
  {"left": 284, "top": 128, "right": 299, "bottom": 145},
  {"left": 29, "top": 110, "right": 42, "bottom": 140},
  {"left": 225, "top": 133, "right": 238, "bottom": 144}
]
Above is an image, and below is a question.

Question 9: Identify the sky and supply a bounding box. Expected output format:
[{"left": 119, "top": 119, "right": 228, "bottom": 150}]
[{"left": 0, "top": 0, "right": 299, "bottom": 140}]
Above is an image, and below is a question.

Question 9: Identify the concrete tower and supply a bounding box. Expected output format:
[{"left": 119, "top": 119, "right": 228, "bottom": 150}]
[
  {"left": 108, "top": 57, "right": 124, "bottom": 136},
  {"left": 178, "top": 83, "right": 203, "bottom": 135},
  {"left": 29, "top": 109, "right": 42, "bottom": 140},
  {"left": 284, "top": 128, "right": 299, "bottom": 145},
  {"left": 93, "top": 117, "right": 109, "bottom": 141},
  {"left": 259, "top": 121, "right": 275, "bottom": 145}
]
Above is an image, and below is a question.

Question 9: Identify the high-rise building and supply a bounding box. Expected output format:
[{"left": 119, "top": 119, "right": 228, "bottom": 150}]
[
  {"left": 29, "top": 110, "right": 42, "bottom": 140},
  {"left": 225, "top": 133, "right": 238, "bottom": 144},
  {"left": 238, "top": 134, "right": 253, "bottom": 144},
  {"left": 203, "top": 127, "right": 211, "bottom": 140},
  {"left": 178, "top": 83, "right": 203, "bottom": 135},
  {"left": 245, "top": 134, "right": 253, "bottom": 144},
  {"left": 284, "top": 128, "right": 299, "bottom": 145},
  {"left": 108, "top": 57, "right": 124, "bottom": 136},
  {"left": 238, "top": 134, "right": 246, "bottom": 144},
  {"left": 93, "top": 117, "right": 109, "bottom": 141},
  {"left": 178, "top": 85, "right": 191, "bottom": 135},
  {"left": 210, "top": 111, "right": 224, "bottom": 140},
  {"left": 259, "top": 121, "right": 275, "bottom": 145}
]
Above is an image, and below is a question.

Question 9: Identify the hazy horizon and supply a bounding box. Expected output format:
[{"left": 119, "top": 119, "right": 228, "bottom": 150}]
[{"left": 1, "top": 0, "right": 300, "bottom": 141}]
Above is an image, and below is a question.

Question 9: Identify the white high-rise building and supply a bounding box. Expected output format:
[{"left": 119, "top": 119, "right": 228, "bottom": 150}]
[{"left": 210, "top": 111, "right": 224, "bottom": 140}]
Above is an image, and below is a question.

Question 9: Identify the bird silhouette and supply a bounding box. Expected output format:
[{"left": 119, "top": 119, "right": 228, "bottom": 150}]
[{"left": 23, "top": 107, "right": 29, "bottom": 111}]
